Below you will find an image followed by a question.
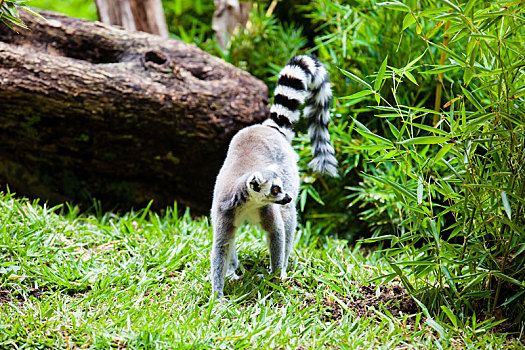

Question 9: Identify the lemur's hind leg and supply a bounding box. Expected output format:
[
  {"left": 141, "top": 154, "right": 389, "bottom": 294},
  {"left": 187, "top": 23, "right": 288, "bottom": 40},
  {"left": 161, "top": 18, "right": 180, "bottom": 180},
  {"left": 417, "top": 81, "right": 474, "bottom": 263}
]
[
  {"left": 226, "top": 240, "right": 239, "bottom": 279},
  {"left": 260, "top": 205, "right": 286, "bottom": 278},
  {"left": 281, "top": 205, "right": 297, "bottom": 276},
  {"left": 210, "top": 217, "right": 237, "bottom": 299}
]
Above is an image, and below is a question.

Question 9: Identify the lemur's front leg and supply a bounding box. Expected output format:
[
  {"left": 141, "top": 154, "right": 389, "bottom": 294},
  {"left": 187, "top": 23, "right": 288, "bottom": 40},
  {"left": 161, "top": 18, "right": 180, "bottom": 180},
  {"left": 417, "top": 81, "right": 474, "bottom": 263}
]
[{"left": 210, "top": 216, "right": 236, "bottom": 300}]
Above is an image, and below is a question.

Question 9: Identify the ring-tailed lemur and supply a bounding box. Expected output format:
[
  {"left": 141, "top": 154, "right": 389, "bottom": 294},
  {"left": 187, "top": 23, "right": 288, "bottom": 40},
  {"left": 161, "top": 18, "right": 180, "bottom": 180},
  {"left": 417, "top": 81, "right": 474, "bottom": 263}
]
[{"left": 210, "top": 55, "right": 337, "bottom": 300}]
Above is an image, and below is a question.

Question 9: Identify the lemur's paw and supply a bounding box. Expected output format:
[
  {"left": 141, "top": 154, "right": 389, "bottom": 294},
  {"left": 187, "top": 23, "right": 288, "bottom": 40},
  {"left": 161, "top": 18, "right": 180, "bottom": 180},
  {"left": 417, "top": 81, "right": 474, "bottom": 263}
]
[{"left": 248, "top": 171, "right": 264, "bottom": 193}]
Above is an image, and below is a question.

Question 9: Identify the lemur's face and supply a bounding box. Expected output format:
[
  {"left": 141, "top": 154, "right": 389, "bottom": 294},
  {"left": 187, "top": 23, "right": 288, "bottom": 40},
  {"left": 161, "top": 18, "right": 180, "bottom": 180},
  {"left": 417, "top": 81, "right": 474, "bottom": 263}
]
[{"left": 247, "top": 172, "right": 292, "bottom": 205}]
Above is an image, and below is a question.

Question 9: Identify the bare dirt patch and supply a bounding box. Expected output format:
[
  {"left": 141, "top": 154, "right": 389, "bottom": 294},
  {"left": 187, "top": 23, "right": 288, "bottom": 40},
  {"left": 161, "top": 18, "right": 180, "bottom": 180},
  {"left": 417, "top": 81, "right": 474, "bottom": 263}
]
[
  {"left": 0, "top": 288, "right": 12, "bottom": 305},
  {"left": 348, "top": 284, "right": 418, "bottom": 319},
  {"left": 0, "top": 286, "right": 51, "bottom": 306},
  {"left": 287, "top": 279, "right": 522, "bottom": 343},
  {"left": 295, "top": 281, "right": 418, "bottom": 324}
]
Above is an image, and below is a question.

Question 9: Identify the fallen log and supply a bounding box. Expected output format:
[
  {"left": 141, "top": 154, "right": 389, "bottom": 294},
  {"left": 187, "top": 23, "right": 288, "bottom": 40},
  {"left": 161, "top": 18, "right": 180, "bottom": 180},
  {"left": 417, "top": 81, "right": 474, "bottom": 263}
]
[{"left": 0, "top": 10, "right": 268, "bottom": 214}]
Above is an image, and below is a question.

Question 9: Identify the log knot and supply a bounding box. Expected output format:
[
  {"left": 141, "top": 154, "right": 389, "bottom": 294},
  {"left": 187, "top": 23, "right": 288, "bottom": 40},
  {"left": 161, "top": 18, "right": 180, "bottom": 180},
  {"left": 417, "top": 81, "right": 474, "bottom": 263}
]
[{"left": 143, "top": 50, "right": 167, "bottom": 65}]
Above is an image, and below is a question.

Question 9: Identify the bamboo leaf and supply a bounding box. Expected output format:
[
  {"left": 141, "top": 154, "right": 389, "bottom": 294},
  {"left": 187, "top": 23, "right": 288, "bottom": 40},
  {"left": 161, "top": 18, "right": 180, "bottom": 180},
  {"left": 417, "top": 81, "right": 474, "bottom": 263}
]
[
  {"left": 426, "top": 318, "right": 447, "bottom": 339},
  {"left": 463, "top": 67, "right": 474, "bottom": 86},
  {"left": 493, "top": 271, "right": 525, "bottom": 288},
  {"left": 307, "top": 186, "right": 325, "bottom": 206},
  {"left": 367, "top": 174, "right": 417, "bottom": 202},
  {"left": 397, "top": 136, "right": 450, "bottom": 145},
  {"left": 443, "top": 0, "right": 463, "bottom": 13},
  {"left": 386, "top": 119, "right": 400, "bottom": 139},
  {"left": 417, "top": 176, "right": 423, "bottom": 205},
  {"left": 433, "top": 143, "right": 454, "bottom": 165},
  {"left": 340, "top": 89, "right": 374, "bottom": 100},
  {"left": 501, "top": 290, "right": 525, "bottom": 307},
  {"left": 377, "top": 1, "right": 410, "bottom": 12},
  {"left": 465, "top": 113, "right": 494, "bottom": 134},
  {"left": 441, "top": 305, "right": 459, "bottom": 329},
  {"left": 402, "top": 13, "right": 416, "bottom": 30},
  {"left": 501, "top": 191, "right": 512, "bottom": 219},
  {"left": 465, "top": 0, "right": 478, "bottom": 17},
  {"left": 338, "top": 67, "right": 372, "bottom": 89},
  {"left": 20, "top": 5, "right": 45, "bottom": 20},
  {"left": 421, "top": 65, "right": 460, "bottom": 75},
  {"left": 429, "top": 41, "right": 466, "bottom": 66},
  {"left": 374, "top": 55, "right": 388, "bottom": 92},
  {"left": 353, "top": 119, "right": 394, "bottom": 145},
  {"left": 461, "top": 86, "right": 485, "bottom": 112},
  {"left": 299, "top": 189, "right": 307, "bottom": 212},
  {"left": 405, "top": 51, "right": 426, "bottom": 70},
  {"left": 403, "top": 70, "right": 419, "bottom": 86},
  {"left": 442, "top": 159, "right": 465, "bottom": 181},
  {"left": 430, "top": 219, "right": 441, "bottom": 250},
  {"left": 419, "top": 8, "right": 444, "bottom": 18},
  {"left": 404, "top": 122, "right": 449, "bottom": 136},
  {"left": 441, "top": 266, "right": 456, "bottom": 291},
  {"left": 378, "top": 149, "right": 400, "bottom": 160},
  {"left": 347, "top": 144, "right": 393, "bottom": 151}
]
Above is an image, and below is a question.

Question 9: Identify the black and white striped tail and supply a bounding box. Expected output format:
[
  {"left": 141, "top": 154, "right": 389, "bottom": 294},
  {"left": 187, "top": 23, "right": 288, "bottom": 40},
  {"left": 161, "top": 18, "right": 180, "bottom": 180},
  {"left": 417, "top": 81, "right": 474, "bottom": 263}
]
[{"left": 264, "top": 55, "right": 338, "bottom": 177}]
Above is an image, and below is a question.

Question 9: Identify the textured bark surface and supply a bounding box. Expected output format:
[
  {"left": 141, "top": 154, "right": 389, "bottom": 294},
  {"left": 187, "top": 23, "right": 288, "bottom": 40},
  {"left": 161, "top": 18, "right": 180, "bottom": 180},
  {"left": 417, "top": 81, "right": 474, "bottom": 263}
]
[
  {"left": 95, "top": 0, "right": 169, "bottom": 38},
  {"left": 0, "top": 10, "right": 268, "bottom": 214},
  {"left": 212, "top": 0, "right": 251, "bottom": 49}
]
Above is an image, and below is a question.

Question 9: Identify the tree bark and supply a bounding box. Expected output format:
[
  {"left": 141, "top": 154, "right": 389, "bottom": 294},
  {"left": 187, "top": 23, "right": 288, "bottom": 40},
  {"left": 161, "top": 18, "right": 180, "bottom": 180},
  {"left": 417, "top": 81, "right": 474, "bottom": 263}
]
[
  {"left": 95, "top": 0, "right": 169, "bottom": 38},
  {"left": 0, "top": 10, "right": 268, "bottom": 214},
  {"left": 212, "top": 0, "right": 251, "bottom": 49}
]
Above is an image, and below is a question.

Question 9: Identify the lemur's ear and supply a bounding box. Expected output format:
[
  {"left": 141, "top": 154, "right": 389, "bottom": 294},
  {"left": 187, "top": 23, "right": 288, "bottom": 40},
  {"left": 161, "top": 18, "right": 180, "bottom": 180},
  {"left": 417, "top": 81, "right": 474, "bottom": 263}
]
[
  {"left": 249, "top": 178, "right": 261, "bottom": 192},
  {"left": 248, "top": 172, "right": 263, "bottom": 192}
]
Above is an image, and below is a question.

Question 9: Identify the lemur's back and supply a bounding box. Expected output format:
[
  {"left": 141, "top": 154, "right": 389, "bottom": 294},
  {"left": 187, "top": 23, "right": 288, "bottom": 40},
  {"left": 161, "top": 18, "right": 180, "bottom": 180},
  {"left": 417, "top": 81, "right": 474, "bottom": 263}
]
[{"left": 218, "top": 125, "right": 297, "bottom": 177}]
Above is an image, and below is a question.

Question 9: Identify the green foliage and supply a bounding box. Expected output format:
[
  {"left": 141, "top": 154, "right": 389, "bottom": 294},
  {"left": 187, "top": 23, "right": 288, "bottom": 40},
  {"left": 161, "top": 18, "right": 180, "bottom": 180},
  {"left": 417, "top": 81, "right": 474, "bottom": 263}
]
[
  {"left": 345, "top": 0, "right": 525, "bottom": 325},
  {"left": 0, "top": 0, "right": 42, "bottom": 29},
  {"left": 28, "top": 0, "right": 97, "bottom": 20},
  {"left": 291, "top": 0, "right": 443, "bottom": 238},
  {"left": 162, "top": 0, "right": 215, "bottom": 46},
  {"left": 0, "top": 191, "right": 520, "bottom": 347},
  {"left": 216, "top": 5, "right": 308, "bottom": 91}
]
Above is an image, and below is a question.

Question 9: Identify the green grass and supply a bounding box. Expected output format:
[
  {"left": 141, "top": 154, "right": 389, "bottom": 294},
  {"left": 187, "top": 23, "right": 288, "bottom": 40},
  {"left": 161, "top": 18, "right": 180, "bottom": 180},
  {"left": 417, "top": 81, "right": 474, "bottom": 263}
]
[{"left": 0, "top": 191, "right": 521, "bottom": 349}]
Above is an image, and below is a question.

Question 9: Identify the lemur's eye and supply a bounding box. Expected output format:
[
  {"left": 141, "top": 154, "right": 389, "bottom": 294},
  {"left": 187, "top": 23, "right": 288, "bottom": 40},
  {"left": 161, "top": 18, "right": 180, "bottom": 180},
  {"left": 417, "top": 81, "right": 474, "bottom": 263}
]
[{"left": 271, "top": 185, "right": 280, "bottom": 195}]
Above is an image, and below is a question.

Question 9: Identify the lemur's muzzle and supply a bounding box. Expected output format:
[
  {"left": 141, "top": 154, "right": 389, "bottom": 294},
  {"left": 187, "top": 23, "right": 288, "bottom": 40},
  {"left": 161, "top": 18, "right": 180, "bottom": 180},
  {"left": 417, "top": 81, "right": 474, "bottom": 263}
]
[{"left": 276, "top": 194, "right": 292, "bottom": 205}]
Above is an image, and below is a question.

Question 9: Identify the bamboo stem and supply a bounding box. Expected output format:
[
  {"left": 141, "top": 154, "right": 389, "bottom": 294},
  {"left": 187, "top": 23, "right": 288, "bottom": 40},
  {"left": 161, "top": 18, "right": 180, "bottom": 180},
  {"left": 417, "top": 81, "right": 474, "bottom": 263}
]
[{"left": 434, "top": 18, "right": 451, "bottom": 123}]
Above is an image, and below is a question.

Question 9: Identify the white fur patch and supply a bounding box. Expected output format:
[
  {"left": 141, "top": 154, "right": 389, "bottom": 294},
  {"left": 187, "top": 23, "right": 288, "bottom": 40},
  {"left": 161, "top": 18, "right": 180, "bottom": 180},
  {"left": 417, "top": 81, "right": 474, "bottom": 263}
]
[
  {"left": 262, "top": 119, "right": 279, "bottom": 128},
  {"left": 309, "top": 157, "right": 338, "bottom": 177},
  {"left": 303, "top": 106, "right": 331, "bottom": 125},
  {"left": 315, "top": 83, "right": 332, "bottom": 105},
  {"left": 312, "top": 141, "right": 335, "bottom": 155},
  {"left": 270, "top": 104, "right": 301, "bottom": 123},
  {"left": 279, "top": 65, "right": 308, "bottom": 86},
  {"left": 297, "top": 55, "right": 317, "bottom": 76},
  {"left": 233, "top": 201, "right": 261, "bottom": 227},
  {"left": 262, "top": 120, "right": 295, "bottom": 141},
  {"left": 303, "top": 105, "right": 314, "bottom": 118},
  {"left": 308, "top": 124, "right": 331, "bottom": 141},
  {"left": 319, "top": 109, "right": 331, "bottom": 125},
  {"left": 274, "top": 85, "right": 308, "bottom": 103},
  {"left": 311, "top": 65, "right": 328, "bottom": 88},
  {"left": 267, "top": 163, "right": 279, "bottom": 172}
]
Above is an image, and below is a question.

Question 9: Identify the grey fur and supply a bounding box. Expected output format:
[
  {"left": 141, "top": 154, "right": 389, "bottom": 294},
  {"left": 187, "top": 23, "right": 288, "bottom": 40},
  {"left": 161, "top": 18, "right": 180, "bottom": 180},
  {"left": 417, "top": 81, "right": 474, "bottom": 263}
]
[{"left": 210, "top": 56, "right": 336, "bottom": 300}]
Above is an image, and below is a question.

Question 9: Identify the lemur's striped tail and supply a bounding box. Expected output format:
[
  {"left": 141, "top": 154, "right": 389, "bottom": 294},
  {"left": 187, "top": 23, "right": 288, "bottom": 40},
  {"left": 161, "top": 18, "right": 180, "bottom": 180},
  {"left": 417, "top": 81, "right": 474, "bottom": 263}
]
[{"left": 265, "top": 55, "right": 338, "bottom": 177}]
